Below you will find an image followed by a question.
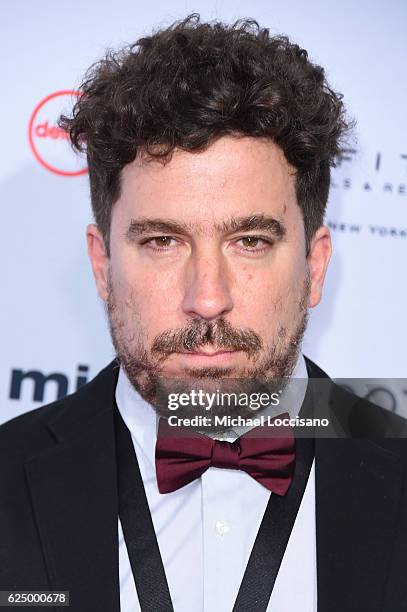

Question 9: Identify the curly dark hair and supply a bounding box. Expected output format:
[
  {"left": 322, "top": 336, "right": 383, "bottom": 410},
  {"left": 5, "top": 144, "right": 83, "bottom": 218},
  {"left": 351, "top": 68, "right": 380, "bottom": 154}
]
[{"left": 60, "top": 13, "right": 352, "bottom": 255}]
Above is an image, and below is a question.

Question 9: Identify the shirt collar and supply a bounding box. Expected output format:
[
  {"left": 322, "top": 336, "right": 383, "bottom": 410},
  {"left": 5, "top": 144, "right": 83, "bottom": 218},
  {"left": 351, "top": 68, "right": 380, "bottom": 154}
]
[
  {"left": 224, "top": 353, "right": 308, "bottom": 439},
  {"left": 115, "top": 367, "right": 158, "bottom": 469}
]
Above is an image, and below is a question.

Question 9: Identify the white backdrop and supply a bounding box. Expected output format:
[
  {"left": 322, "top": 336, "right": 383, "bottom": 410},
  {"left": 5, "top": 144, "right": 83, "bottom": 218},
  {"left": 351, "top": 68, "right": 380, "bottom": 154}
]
[{"left": 2, "top": 0, "right": 406, "bottom": 423}]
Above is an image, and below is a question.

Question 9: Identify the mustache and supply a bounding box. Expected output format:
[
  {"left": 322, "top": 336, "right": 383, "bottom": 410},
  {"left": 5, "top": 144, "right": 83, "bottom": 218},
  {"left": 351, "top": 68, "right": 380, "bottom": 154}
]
[{"left": 151, "top": 317, "right": 262, "bottom": 359}]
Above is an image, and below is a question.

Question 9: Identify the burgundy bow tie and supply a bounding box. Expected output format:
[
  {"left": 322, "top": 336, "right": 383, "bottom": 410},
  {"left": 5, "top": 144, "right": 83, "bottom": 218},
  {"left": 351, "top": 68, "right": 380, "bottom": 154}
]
[{"left": 155, "top": 413, "right": 296, "bottom": 495}]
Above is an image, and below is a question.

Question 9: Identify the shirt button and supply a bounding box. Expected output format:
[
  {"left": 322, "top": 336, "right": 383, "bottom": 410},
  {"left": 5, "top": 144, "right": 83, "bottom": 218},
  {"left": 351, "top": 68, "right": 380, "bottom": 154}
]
[{"left": 215, "top": 520, "right": 230, "bottom": 536}]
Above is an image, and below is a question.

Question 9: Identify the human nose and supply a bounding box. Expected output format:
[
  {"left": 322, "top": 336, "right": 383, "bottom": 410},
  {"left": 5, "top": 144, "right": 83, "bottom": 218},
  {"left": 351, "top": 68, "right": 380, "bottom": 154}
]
[{"left": 181, "top": 250, "right": 234, "bottom": 320}]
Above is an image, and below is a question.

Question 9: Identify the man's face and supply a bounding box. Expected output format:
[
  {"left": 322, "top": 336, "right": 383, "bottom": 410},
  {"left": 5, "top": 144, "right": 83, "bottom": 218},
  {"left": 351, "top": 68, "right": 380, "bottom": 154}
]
[{"left": 88, "top": 136, "right": 331, "bottom": 409}]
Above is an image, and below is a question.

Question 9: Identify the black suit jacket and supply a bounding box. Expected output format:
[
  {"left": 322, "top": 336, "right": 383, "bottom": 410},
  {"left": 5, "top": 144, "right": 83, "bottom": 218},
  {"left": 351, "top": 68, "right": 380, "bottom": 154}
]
[{"left": 1, "top": 358, "right": 407, "bottom": 611}]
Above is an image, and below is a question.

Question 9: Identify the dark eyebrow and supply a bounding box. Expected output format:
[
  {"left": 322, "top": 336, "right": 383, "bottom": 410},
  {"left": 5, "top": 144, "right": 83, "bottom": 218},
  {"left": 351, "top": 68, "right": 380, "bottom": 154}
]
[
  {"left": 125, "top": 218, "right": 191, "bottom": 240},
  {"left": 216, "top": 214, "right": 286, "bottom": 239},
  {"left": 125, "top": 214, "right": 286, "bottom": 241}
]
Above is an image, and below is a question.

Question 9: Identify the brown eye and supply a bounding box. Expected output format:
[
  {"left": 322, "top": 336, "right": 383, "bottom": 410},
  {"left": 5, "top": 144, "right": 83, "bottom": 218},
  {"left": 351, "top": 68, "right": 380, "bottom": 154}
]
[
  {"left": 234, "top": 236, "right": 272, "bottom": 255},
  {"left": 153, "top": 236, "right": 173, "bottom": 247},
  {"left": 241, "top": 236, "right": 260, "bottom": 248}
]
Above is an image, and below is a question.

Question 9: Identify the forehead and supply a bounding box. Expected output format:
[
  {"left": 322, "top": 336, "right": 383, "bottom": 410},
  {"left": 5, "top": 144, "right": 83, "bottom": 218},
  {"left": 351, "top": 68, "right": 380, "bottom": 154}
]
[{"left": 114, "top": 136, "right": 299, "bottom": 230}]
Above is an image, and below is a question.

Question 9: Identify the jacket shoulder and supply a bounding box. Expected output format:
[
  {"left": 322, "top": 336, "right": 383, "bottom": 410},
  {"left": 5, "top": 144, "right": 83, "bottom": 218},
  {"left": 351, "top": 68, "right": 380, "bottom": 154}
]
[
  {"left": 0, "top": 360, "right": 119, "bottom": 453},
  {"left": 304, "top": 355, "right": 407, "bottom": 439}
]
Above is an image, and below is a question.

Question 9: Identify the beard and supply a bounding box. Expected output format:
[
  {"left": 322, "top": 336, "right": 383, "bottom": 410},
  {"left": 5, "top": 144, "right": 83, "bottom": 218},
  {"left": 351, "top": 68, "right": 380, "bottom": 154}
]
[{"left": 106, "top": 274, "right": 310, "bottom": 430}]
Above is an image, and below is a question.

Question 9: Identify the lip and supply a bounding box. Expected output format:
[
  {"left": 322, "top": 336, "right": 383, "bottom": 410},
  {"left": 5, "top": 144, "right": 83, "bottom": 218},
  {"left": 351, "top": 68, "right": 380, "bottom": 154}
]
[
  {"left": 181, "top": 350, "right": 236, "bottom": 356},
  {"left": 174, "top": 349, "right": 241, "bottom": 365}
]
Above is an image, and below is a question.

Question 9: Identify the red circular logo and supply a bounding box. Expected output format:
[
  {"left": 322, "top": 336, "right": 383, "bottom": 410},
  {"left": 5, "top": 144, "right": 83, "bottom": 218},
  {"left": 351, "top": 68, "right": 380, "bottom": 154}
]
[{"left": 28, "top": 90, "right": 88, "bottom": 177}]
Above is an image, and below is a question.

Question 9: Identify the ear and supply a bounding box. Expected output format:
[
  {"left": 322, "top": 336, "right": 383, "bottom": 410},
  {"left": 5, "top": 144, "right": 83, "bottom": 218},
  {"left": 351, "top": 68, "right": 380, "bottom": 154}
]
[
  {"left": 307, "top": 225, "right": 332, "bottom": 308},
  {"left": 86, "top": 224, "right": 109, "bottom": 301}
]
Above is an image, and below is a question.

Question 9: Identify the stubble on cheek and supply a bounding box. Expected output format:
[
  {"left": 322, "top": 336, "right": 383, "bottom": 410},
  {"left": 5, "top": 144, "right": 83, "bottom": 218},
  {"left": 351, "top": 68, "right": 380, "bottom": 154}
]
[
  {"left": 107, "top": 276, "right": 146, "bottom": 360},
  {"left": 250, "top": 272, "right": 310, "bottom": 378}
]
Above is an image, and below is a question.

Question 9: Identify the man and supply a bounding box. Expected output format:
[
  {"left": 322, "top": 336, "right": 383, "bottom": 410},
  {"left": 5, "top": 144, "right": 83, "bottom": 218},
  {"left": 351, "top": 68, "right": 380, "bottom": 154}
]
[{"left": 1, "top": 14, "right": 407, "bottom": 612}]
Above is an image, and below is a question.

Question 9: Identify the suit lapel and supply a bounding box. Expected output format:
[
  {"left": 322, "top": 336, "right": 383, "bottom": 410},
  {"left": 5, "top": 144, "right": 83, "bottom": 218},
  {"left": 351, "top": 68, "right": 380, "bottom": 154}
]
[{"left": 25, "top": 363, "right": 121, "bottom": 612}]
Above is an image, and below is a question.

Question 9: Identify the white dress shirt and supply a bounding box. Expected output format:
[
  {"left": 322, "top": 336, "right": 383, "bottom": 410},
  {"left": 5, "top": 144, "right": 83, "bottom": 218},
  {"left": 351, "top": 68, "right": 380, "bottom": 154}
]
[{"left": 116, "top": 355, "right": 317, "bottom": 612}]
